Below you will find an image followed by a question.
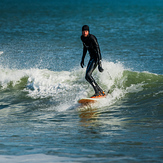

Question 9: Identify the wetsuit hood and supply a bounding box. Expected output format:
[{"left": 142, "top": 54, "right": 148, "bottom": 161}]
[{"left": 82, "top": 25, "right": 89, "bottom": 32}]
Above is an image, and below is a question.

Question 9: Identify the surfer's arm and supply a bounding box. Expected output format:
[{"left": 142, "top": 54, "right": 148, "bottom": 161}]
[
  {"left": 81, "top": 44, "right": 87, "bottom": 68},
  {"left": 82, "top": 44, "right": 87, "bottom": 60},
  {"left": 91, "top": 35, "right": 104, "bottom": 72}
]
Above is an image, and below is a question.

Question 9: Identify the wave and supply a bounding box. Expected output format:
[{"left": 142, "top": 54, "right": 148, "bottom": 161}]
[{"left": 0, "top": 61, "right": 163, "bottom": 109}]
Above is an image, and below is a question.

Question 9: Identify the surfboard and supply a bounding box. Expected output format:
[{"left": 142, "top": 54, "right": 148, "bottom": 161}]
[{"left": 78, "top": 97, "right": 105, "bottom": 104}]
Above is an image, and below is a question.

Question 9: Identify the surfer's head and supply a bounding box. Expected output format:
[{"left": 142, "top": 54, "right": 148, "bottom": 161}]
[{"left": 82, "top": 25, "right": 89, "bottom": 37}]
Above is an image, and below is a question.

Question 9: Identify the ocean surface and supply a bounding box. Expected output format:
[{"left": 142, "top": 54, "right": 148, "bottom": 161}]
[{"left": 0, "top": 0, "right": 163, "bottom": 162}]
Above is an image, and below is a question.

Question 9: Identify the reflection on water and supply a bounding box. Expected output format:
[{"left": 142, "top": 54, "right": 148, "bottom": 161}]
[
  {"left": 78, "top": 104, "right": 100, "bottom": 127},
  {"left": 77, "top": 103, "right": 132, "bottom": 133}
]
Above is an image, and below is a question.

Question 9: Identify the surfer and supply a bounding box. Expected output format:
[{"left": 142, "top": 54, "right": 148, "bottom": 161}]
[{"left": 80, "top": 25, "right": 105, "bottom": 98}]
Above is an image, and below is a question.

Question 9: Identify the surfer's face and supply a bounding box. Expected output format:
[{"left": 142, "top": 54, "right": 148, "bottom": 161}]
[{"left": 82, "top": 30, "right": 89, "bottom": 37}]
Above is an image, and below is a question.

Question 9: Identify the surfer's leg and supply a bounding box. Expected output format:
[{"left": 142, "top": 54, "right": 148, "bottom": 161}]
[
  {"left": 85, "top": 59, "right": 104, "bottom": 95},
  {"left": 85, "top": 59, "right": 98, "bottom": 93}
]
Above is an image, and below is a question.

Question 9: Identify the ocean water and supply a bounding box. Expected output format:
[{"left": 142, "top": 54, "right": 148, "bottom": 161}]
[{"left": 0, "top": 0, "right": 163, "bottom": 162}]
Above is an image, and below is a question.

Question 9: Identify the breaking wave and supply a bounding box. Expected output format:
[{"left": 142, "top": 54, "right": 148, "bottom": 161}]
[{"left": 0, "top": 61, "right": 162, "bottom": 110}]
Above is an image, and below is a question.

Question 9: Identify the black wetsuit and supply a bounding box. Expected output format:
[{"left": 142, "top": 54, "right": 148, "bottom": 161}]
[{"left": 81, "top": 34, "right": 104, "bottom": 95}]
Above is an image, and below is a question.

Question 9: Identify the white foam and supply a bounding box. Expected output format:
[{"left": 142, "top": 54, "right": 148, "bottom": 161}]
[
  {"left": 25, "top": 69, "right": 73, "bottom": 99},
  {"left": 0, "top": 51, "right": 3, "bottom": 55},
  {"left": 126, "top": 83, "right": 144, "bottom": 93},
  {"left": 99, "top": 61, "right": 124, "bottom": 89},
  {"left": 0, "top": 68, "right": 28, "bottom": 89},
  {"left": 0, "top": 154, "right": 70, "bottom": 163}
]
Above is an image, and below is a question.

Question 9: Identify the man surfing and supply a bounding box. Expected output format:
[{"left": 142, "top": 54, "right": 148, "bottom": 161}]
[{"left": 80, "top": 25, "right": 105, "bottom": 98}]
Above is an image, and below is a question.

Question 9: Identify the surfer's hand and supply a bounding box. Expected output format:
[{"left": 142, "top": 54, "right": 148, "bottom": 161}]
[
  {"left": 80, "top": 60, "right": 84, "bottom": 68},
  {"left": 98, "top": 65, "right": 104, "bottom": 72},
  {"left": 98, "top": 60, "right": 104, "bottom": 72}
]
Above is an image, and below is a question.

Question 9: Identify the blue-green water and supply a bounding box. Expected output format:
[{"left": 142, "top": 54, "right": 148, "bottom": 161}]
[{"left": 0, "top": 0, "right": 163, "bottom": 162}]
